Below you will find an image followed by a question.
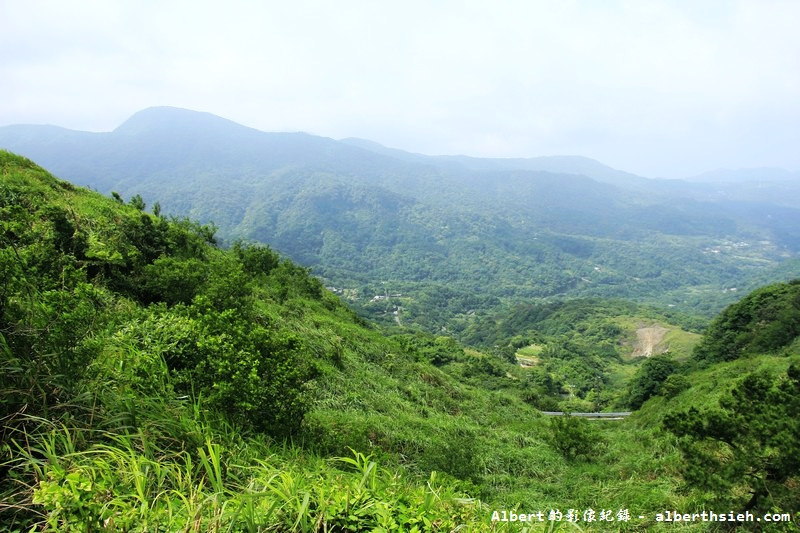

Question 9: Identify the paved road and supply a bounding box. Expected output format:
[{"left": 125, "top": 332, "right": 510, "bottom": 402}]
[{"left": 541, "top": 411, "right": 632, "bottom": 419}]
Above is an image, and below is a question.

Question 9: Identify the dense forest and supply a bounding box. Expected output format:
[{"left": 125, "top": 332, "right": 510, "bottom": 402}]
[{"left": 1, "top": 151, "right": 799, "bottom": 531}]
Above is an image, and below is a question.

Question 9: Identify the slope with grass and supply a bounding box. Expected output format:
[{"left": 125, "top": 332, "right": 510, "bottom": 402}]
[
  {"left": 0, "top": 150, "right": 489, "bottom": 530},
  {"left": 2, "top": 151, "right": 799, "bottom": 531}
]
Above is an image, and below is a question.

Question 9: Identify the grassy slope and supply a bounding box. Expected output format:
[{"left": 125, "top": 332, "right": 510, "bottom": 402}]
[
  {"left": 2, "top": 151, "right": 797, "bottom": 531},
  {"left": 0, "top": 150, "right": 501, "bottom": 530}
]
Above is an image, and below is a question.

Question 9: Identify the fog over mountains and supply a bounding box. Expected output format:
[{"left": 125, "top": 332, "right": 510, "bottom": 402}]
[{"left": 2, "top": 106, "right": 799, "bottom": 329}]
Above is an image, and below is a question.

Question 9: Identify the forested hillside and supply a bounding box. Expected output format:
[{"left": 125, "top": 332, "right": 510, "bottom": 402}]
[
  {"left": 2, "top": 151, "right": 798, "bottom": 531},
  {"left": 3, "top": 107, "right": 800, "bottom": 334}
]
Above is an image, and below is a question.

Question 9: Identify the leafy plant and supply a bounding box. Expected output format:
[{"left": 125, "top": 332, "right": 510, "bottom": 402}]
[
  {"left": 664, "top": 364, "right": 800, "bottom": 514},
  {"left": 627, "top": 356, "right": 679, "bottom": 409},
  {"left": 545, "top": 415, "right": 605, "bottom": 462}
]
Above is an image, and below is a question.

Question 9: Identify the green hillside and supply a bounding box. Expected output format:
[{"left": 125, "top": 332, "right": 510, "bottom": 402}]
[
  {"left": 0, "top": 151, "right": 483, "bottom": 530},
  {"left": 2, "top": 151, "right": 798, "bottom": 531},
  {"left": 457, "top": 298, "right": 704, "bottom": 412}
]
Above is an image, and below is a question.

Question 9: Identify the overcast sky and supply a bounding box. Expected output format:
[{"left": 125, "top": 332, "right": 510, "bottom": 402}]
[{"left": 2, "top": 0, "right": 799, "bottom": 178}]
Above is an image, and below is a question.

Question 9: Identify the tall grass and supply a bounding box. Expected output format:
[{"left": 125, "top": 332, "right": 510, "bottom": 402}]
[{"left": 2, "top": 390, "right": 486, "bottom": 532}]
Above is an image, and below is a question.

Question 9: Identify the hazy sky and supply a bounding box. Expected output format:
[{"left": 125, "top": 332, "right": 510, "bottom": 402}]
[{"left": 2, "top": 0, "right": 799, "bottom": 177}]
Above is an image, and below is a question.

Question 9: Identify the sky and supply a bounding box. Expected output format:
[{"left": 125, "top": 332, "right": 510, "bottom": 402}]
[{"left": 1, "top": 0, "right": 799, "bottom": 178}]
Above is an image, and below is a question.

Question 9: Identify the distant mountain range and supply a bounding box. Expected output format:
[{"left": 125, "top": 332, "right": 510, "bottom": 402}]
[
  {"left": 2, "top": 106, "right": 799, "bottom": 331},
  {"left": 687, "top": 167, "right": 800, "bottom": 183}
]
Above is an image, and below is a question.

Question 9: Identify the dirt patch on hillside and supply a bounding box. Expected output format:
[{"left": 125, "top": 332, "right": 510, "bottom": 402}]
[{"left": 632, "top": 325, "right": 669, "bottom": 357}]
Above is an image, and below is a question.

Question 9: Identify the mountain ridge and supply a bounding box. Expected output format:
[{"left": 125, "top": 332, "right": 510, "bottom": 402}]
[
  {"left": 2, "top": 107, "right": 800, "bottom": 331},
  {"left": 0, "top": 107, "right": 656, "bottom": 182},
  {"left": 4, "top": 106, "right": 798, "bottom": 181}
]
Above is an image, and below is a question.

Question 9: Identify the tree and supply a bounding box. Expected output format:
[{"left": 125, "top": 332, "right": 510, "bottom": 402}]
[
  {"left": 129, "top": 194, "right": 146, "bottom": 211},
  {"left": 664, "top": 364, "right": 800, "bottom": 514},
  {"left": 693, "top": 280, "right": 800, "bottom": 364},
  {"left": 627, "top": 356, "right": 678, "bottom": 409}
]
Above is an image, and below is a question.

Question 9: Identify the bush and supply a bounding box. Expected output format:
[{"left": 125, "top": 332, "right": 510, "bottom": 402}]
[
  {"left": 660, "top": 373, "right": 690, "bottom": 398},
  {"left": 545, "top": 415, "right": 605, "bottom": 461},
  {"left": 421, "top": 427, "right": 482, "bottom": 482},
  {"left": 664, "top": 364, "right": 800, "bottom": 514},
  {"left": 142, "top": 256, "right": 208, "bottom": 305},
  {"left": 627, "top": 356, "right": 678, "bottom": 409}
]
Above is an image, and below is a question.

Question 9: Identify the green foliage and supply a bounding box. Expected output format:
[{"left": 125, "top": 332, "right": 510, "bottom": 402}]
[
  {"left": 8, "top": 414, "right": 482, "bottom": 532},
  {"left": 128, "top": 193, "right": 145, "bottom": 211},
  {"left": 659, "top": 373, "right": 690, "bottom": 399},
  {"left": 198, "top": 318, "right": 315, "bottom": 436},
  {"left": 419, "top": 427, "right": 482, "bottom": 482},
  {"left": 0, "top": 152, "right": 501, "bottom": 531},
  {"left": 462, "top": 298, "right": 701, "bottom": 348},
  {"left": 142, "top": 256, "right": 208, "bottom": 304},
  {"left": 545, "top": 415, "right": 605, "bottom": 462},
  {"left": 0, "top": 152, "right": 318, "bottom": 440},
  {"left": 627, "top": 356, "right": 679, "bottom": 409},
  {"left": 457, "top": 298, "right": 704, "bottom": 412},
  {"left": 464, "top": 355, "right": 507, "bottom": 381},
  {"left": 232, "top": 239, "right": 280, "bottom": 276},
  {"left": 664, "top": 364, "right": 800, "bottom": 515},
  {"left": 393, "top": 332, "right": 465, "bottom": 366},
  {"left": 694, "top": 279, "right": 800, "bottom": 364},
  {"left": 521, "top": 368, "right": 562, "bottom": 410},
  {"left": 539, "top": 340, "right": 609, "bottom": 402},
  {"left": 33, "top": 466, "right": 111, "bottom": 531},
  {"left": 5, "top": 150, "right": 800, "bottom": 531}
]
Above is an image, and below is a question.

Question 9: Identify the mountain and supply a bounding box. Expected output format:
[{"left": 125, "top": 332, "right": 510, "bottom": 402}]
[
  {"left": 681, "top": 168, "right": 800, "bottom": 209},
  {"left": 2, "top": 107, "right": 800, "bottom": 332},
  {"left": 341, "top": 137, "right": 648, "bottom": 188},
  {"left": 687, "top": 167, "right": 800, "bottom": 183}
]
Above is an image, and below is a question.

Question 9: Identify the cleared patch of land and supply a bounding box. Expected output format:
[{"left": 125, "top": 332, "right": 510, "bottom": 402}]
[
  {"left": 614, "top": 316, "right": 701, "bottom": 361},
  {"left": 632, "top": 325, "right": 669, "bottom": 357},
  {"left": 516, "top": 344, "right": 545, "bottom": 367}
]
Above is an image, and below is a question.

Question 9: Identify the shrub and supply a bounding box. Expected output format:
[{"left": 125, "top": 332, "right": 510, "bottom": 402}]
[
  {"left": 660, "top": 373, "right": 690, "bottom": 399},
  {"left": 545, "top": 415, "right": 605, "bottom": 461},
  {"left": 627, "top": 356, "right": 678, "bottom": 409},
  {"left": 664, "top": 364, "right": 800, "bottom": 514}
]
